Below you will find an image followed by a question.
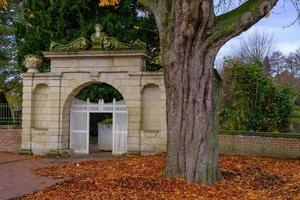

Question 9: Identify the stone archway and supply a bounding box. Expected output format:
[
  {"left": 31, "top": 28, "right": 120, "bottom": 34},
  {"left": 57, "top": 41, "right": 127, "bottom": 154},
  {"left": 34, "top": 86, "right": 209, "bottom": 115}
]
[
  {"left": 60, "top": 80, "right": 127, "bottom": 153},
  {"left": 21, "top": 50, "right": 167, "bottom": 156},
  {"left": 61, "top": 82, "right": 127, "bottom": 155}
]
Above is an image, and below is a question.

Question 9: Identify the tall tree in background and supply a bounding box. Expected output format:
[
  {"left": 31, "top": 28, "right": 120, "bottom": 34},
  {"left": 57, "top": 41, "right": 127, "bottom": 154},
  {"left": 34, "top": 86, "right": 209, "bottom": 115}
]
[
  {"left": 14, "top": 0, "right": 159, "bottom": 72},
  {"left": 269, "top": 50, "right": 286, "bottom": 76},
  {"left": 0, "top": 0, "right": 22, "bottom": 104},
  {"left": 269, "top": 48, "right": 300, "bottom": 77},
  {"left": 285, "top": 48, "right": 300, "bottom": 77},
  {"left": 232, "top": 30, "right": 274, "bottom": 63}
]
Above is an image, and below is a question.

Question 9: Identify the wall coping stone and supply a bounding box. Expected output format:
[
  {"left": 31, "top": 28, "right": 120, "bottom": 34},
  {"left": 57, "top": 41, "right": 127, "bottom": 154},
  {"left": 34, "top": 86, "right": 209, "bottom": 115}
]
[
  {"left": 0, "top": 126, "right": 22, "bottom": 129},
  {"left": 219, "top": 130, "right": 300, "bottom": 139},
  {"left": 21, "top": 72, "right": 62, "bottom": 78},
  {"left": 129, "top": 72, "right": 164, "bottom": 76}
]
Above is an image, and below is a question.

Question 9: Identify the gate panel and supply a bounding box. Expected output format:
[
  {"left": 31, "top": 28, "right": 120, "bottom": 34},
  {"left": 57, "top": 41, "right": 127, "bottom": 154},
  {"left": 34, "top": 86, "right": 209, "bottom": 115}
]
[
  {"left": 70, "top": 98, "right": 127, "bottom": 155},
  {"left": 70, "top": 99, "right": 89, "bottom": 154},
  {"left": 113, "top": 100, "right": 128, "bottom": 155}
]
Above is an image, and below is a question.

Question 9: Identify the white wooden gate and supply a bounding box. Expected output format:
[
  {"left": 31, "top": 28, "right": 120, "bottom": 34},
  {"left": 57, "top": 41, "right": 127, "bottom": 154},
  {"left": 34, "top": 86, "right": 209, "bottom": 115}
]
[
  {"left": 70, "top": 99, "right": 88, "bottom": 154},
  {"left": 70, "top": 98, "right": 128, "bottom": 155}
]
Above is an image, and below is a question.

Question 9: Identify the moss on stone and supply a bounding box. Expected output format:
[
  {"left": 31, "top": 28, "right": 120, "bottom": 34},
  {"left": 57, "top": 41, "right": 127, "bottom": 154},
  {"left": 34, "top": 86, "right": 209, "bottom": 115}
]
[
  {"left": 46, "top": 150, "right": 70, "bottom": 158},
  {"left": 19, "top": 149, "right": 33, "bottom": 155}
]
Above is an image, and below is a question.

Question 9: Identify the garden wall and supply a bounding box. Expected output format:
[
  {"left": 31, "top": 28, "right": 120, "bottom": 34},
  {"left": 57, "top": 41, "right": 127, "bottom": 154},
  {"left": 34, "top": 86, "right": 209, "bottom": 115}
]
[
  {"left": 0, "top": 127, "right": 22, "bottom": 152},
  {"left": 219, "top": 131, "right": 300, "bottom": 158},
  {"left": 1, "top": 127, "right": 299, "bottom": 158}
]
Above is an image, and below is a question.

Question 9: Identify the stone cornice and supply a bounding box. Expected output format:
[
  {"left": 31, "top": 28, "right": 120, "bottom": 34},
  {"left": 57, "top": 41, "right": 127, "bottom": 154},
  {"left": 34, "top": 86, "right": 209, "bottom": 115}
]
[{"left": 43, "top": 50, "right": 147, "bottom": 59}]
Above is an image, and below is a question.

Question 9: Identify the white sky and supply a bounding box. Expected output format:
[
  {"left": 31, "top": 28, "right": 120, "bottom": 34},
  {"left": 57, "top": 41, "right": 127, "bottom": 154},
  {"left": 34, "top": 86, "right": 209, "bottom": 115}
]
[{"left": 217, "top": 0, "right": 300, "bottom": 61}]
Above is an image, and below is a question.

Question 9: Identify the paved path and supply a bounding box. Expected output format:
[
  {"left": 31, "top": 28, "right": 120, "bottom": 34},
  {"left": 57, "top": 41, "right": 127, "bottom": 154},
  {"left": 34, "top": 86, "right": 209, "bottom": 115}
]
[
  {"left": 0, "top": 152, "right": 28, "bottom": 164},
  {"left": 0, "top": 152, "right": 112, "bottom": 200}
]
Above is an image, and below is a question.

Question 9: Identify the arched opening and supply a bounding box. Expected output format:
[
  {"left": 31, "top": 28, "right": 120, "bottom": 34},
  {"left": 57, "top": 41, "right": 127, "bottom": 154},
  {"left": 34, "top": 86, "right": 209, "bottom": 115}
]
[
  {"left": 142, "top": 84, "right": 162, "bottom": 131},
  {"left": 65, "top": 82, "right": 128, "bottom": 155},
  {"left": 32, "top": 84, "right": 49, "bottom": 129},
  {"left": 75, "top": 83, "right": 123, "bottom": 103}
]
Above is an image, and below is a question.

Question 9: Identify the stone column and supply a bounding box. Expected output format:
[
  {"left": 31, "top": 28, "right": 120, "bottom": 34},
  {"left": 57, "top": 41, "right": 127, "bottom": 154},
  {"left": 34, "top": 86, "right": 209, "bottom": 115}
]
[
  {"left": 124, "top": 78, "right": 142, "bottom": 154},
  {"left": 20, "top": 55, "right": 42, "bottom": 155},
  {"left": 20, "top": 73, "right": 34, "bottom": 155},
  {"left": 46, "top": 75, "right": 70, "bottom": 156}
]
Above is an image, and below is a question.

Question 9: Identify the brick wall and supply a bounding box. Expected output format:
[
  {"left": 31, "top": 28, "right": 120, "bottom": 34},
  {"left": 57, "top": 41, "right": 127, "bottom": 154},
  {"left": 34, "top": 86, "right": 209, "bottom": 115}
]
[
  {"left": 1, "top": 127, "right": 299, "bottom": 158},
  {"left": 0, "top": 128, "right": 22, "bottom": 152},
  {"left": 219, "top": 132, "right": 300, "bottom": 158}
]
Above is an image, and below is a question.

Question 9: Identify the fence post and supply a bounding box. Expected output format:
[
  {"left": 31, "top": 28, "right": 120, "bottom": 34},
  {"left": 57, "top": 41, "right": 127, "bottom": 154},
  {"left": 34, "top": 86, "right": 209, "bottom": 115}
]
[
  {"left": 112, "top": 98, "right": 116, "bottom": 154},
  {"left": 87, "top": 98, "right": 90, "bottom": 154}
]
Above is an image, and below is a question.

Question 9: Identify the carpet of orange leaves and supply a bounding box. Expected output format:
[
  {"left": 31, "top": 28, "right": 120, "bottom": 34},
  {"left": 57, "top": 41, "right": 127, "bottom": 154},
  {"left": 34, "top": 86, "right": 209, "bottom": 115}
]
[{"left": 20, "top": 155, "right": 299, "bottom": 200}]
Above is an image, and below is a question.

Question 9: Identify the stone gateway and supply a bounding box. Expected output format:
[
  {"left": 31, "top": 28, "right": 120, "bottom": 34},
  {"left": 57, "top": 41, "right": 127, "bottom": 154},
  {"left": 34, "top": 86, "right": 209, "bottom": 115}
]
[{"left": 21, "top": 26, "right": 167, "bottom": 156}]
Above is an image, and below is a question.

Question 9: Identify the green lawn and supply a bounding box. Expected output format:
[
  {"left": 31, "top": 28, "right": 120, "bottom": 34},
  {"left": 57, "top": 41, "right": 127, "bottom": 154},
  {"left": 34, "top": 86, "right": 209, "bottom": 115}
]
[{"left": 293, "top": 105, "right": 300, "bottom": 122}]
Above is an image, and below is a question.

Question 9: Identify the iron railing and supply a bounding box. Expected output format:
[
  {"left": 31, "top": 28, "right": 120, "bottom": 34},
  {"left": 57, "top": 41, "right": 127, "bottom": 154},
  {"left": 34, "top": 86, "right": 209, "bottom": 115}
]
[{"left": 0, "top": 103, "right": 22, "bottom": 126}]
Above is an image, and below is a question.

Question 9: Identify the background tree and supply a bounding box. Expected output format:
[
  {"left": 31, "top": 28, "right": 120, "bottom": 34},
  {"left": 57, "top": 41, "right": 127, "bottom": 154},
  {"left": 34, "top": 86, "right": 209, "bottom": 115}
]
[
  {"left": 268, "top": 48, "right": 300, "bottom": 77},
  {"left": 285, "top": 48, "right": 300, "bottom": 77},
  {"left": 269, "top": 50, "right": 286, "bottom": 76},
  {"left": 220, "top": 59, "right": 294, "bottom": 132},
  {"left": 0, "top": 0, "right": 22, "bottom": 105},
  {"left": 14, "top": 0, "right": 159, "bottom": 72},
  {"left": 232, "top": 30, "right": 274, "bottom": 63}
]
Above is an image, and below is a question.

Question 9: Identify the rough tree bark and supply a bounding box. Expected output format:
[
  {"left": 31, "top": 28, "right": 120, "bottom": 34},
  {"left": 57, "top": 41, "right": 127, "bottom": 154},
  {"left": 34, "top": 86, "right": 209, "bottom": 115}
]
[{"left": 138, "top": 0, "right": 279, "bottom": 184}]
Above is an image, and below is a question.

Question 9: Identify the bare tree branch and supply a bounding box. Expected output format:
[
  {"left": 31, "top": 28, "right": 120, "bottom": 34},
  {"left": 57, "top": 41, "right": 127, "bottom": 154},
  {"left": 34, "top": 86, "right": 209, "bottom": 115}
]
[
  {"left": 232, "top": 30, "right": 274, "bottom": 63},
  {"left": 285, "top": 0, "right": 300, "bottom": 27},
  {"left": 214, "top": 0, "right": 247, "bottom": 15},
  {"left": 138, "top": 0, "right": 175, "bottom": 38},
  {"left": 137, "top": 0, "right": 158, "bottom": 14},
  {"left": 207, "top": 0, "right": 279, "bottom": 48}
]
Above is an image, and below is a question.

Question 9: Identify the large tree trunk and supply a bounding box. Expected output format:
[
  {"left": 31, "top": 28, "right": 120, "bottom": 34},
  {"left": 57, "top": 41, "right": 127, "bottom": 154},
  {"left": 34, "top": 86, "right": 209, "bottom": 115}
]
[
  {"left": 163, "top": 43, "right": 222, "bottom": 184},
  {"left": 156, "top": 0, "right": 222, "bottom": 184},
  {"left": 154, "top": 0, "right": 222, "bottom": 184},
  {"left": 138, "top": 0, "right": 278, "bottom": 185}
]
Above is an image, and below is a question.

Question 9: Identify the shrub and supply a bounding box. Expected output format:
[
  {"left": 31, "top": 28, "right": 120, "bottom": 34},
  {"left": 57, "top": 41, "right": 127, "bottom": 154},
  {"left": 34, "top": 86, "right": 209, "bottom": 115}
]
[{"left": 220, "top": 59, "right": 294, "bottom": 132}]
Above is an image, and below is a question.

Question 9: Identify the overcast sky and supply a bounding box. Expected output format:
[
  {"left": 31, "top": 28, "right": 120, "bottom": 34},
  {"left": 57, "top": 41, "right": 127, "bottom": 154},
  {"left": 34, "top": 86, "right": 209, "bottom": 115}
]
[{"left": 217, "top": 0, "right": 300, "bottom": 61}]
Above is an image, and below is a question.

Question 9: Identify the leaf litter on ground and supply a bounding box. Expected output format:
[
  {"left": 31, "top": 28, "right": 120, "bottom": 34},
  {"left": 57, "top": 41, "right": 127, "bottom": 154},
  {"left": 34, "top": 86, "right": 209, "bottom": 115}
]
[{"left": 19, "top": 154, "right": 300, "bottom": 200}]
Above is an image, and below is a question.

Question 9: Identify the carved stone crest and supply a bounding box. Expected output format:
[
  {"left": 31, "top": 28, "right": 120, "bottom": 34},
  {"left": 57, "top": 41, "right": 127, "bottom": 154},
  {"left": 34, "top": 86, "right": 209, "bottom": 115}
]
[
  {"left": 50, "top": 37, "right": 90, "bottom": 52},
  {"left": 90, "top": 24, "right": 146, "bottom": 50},
  {"left": 49, "top": 24, "right": 146, "bottom": 52},
  {"left": 24, "top": 54, "right": 42, "bottom": 72}
]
